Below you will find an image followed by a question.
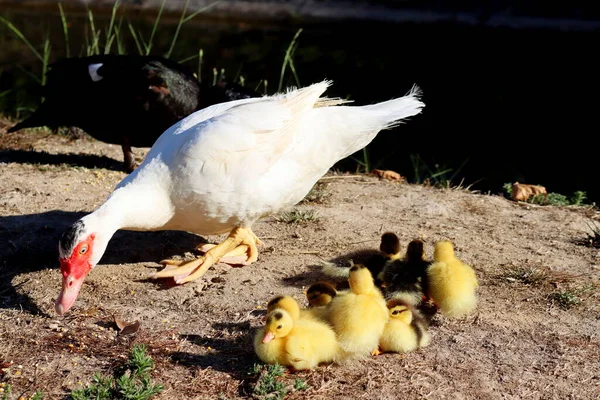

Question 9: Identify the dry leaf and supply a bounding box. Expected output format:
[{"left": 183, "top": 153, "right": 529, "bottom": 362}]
[
  {"left": 371, "top": 169, "right": 405, "bottom": 182},
  {"left": 113, "top": 315, "right": 141, "bottom": 335},
  {"left": 120, "top": 320, "right": 141, "bottom": 335},
  {"left": 511, "top": 182, "right": 547, "bottom": 202}
]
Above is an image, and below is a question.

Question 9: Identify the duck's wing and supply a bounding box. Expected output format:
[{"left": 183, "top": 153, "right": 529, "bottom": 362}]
[{"left": 163, "top": 81, "right": 333, "bottom": 178}]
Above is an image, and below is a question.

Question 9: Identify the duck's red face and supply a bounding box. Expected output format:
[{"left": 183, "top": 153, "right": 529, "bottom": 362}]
[{"left": 55, "top": 234, "right": 95, "bottom": 315}]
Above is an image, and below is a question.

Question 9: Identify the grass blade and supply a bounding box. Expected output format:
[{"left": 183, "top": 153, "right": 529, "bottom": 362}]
[
  {"left": 41, "top": 32, "right": 51, "bottom": 88},
  {"left": 84, "top": 22, "right": 90, "bottom": 55},
  {"left": 92, "top": 29, "right": 102, "bottom": 55},
  {"left": 58, "top": 3, "right": 71, "bottom": 58},
  {"left": 0, "top": 89, "right": 14, "bottom": 99},
  {"left": 87, "top": 8, "right": 100, "bottom": 54},
  {"left": 16, "top": 65, "right": 41, "bottom": 85},
  {"left": 182, "top": 0, "right": 223, "bottom": 23},
  {"left": 178, "top": 53, "right": 199, "bottom": 64},
  {"left": 287, "top": 42, "right": 301, "bottom": 87},
  {"left": 0, "top": 16, "right": 43, "bottom": 61},
  {"left": 254, "top": 79, "right": 264, "bottom": 92},
  {"left": 127, "top": 21, "right": 144, "bottom": 55},
  {"left": 114, "top": 16, "right": 125, "bottom": 54},
  {"left": 278, "top": 28, "right": 303, "bottom": 92},
  {"left": 104, "top": 0, "right": 121, "bottom": 54},
  {"left": 165, "top": 0, "right": 189, "bottom": 58},
  {"left": 146, "top": 0, "right": 167, "bottom": 54},
  {"left": 198, "top": 48, "right": 203, "bottom": 83}
]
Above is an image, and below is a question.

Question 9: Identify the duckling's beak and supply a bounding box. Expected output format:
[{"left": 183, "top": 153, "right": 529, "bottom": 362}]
[{"left": 262, "top": 331, "right": 276, "bottom": 343}]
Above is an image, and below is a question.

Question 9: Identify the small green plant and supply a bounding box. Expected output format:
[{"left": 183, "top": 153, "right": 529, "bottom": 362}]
[
  {"left": 502, "top": 182, "right": 513, "bottom": 198},
  {"left": 300, "top": 182, "right": 331, "bottom": 204},
  {"left": 530, "top": 192, "right": 568, "bottom": 206},
  {"left": 352, "top": 147, "right": 372, "bottom": 174},
  {"left": 1, "top": 383, "right": 11, "bottom": 400},
  {"left": 548, "top": 290, "right": 581, "bottom": 310},
  {"left": 548, "top": 284, "right": 596, "bottom": 310},
  {"left": 70, "top": 343, "right": 163, "bottom": 400},
  {"left": 500, "top": 265, "right": 548, "bottom": 285},
  {"left": 410, "top": 153, "right": 469, "bottom": 188},
  {"left": 252, "top": 363, "right": 287, "bottom": 399},
  {"left": 275, "top": 208, "right": 319, "bottom": 224},
  {"left": 569, "top": 191, "right": 587, "bottom": 206},
  {"left": 293, "top": 377, "right": 309, "bottom": 391},
  {"left": 31, "top": 391, "right": 45, "bottom": 400},
  {"left": 527, "top": 190, "right": 588, "bottom": 207}
]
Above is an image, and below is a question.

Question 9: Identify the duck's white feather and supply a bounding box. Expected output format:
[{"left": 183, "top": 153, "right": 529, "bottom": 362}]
[{"left": 98, "top": 80, "right": 424, "bottom": 237}]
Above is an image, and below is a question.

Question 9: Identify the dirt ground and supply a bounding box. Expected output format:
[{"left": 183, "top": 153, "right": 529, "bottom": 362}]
[{"left": 0, "top": 126, "right": 599, "bottom": 400}]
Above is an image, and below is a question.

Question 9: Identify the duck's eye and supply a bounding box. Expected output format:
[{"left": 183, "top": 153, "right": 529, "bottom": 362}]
[
  {"left": 79, "top": 244, "right": 88, "bottom": 255},
  {"left": 276, "top": 325, "right": 282, "bottom": 330},
  {"left": 392, "top": 310, "right": 399, "bottom": 315}
]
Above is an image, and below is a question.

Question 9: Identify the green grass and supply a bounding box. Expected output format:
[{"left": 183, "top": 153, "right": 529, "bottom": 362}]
[
  {"left": 251, "top": 363, "right": 288, "bottom": 399},
  {"left": 410, "top": 153, "right": 470, "bottom": 188},
  {"left": 0, "top": 384, "right": 10, "bottom": 400},
  {"left": 499, "top": 265, "right": 549, "bottom": 286},
  {"left": 300, "top": 182, "right": 331, "bottom": 204},
  {"left": 547, "top": 284, "right": 597, "bottom": 310},
  {"left": 275, "top": 208, "right": 320, "bottom": 224},
  {"left": 0, "top": 384, "right": 43, "bottom": 400},
  {"left": 503, "top": 183, "right": 592, "bottom": 207},
  {"left": 70, "top": 344, "right": 163, "bottom": 400},
  {"left": 248, "top": 363, "right": 311, "bottom": 399},
  {"left": 293, "top": 377, "right": 309, "bottom": 391},
  {"left": 547, "top": 290, "right": 581, "bottom": 309}
]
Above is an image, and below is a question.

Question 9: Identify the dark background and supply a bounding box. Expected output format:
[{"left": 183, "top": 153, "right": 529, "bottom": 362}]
[{"left": 1, "top": 1, "right": 599, "bottom": 202}]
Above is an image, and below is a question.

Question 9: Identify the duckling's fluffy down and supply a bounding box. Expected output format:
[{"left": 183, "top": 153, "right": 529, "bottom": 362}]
[
  {"left": 379, "top": 318, "right": 430, "bottom": 353},
  {"left": 426, "top": 259, "right": 478, "bottom": 318},
  {"left": 328, "top": 290, "right": 388, "bottom": 358}
]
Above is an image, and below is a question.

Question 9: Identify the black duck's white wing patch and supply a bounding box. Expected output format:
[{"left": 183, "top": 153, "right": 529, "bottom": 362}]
[{"left": 88, "top": 63, "right": 104, "bottom": 82}]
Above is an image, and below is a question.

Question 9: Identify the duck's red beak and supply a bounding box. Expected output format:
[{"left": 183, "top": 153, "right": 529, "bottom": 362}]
[{"left": 55, "top": 259, "right": 89, "bottom": 315}]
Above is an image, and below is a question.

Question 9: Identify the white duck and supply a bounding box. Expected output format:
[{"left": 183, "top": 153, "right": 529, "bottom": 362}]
[{"left": 55, "top": 80, "right": 424, "bottom": 315}]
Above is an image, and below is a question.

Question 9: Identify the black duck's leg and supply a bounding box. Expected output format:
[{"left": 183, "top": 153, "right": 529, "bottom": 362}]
[{"left": 122, "top": 137, "right": 136, "bottom": 173}]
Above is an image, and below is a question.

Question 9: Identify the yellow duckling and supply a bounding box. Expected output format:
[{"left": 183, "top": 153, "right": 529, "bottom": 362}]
[
  {"left": 253, "top": 305, "right": 341, "bottom": 370},
  {"left": 426, "top": 240, "right": 479, "bottom": 318},
  {"left": 379, "top": 298, "right": 431, "bottom": 354},
  {"left": 327, "top": 264, "right": 388, "bottom": 359},
  {"left": 266, "top": 294, "right": 324, "bottom": 322}
]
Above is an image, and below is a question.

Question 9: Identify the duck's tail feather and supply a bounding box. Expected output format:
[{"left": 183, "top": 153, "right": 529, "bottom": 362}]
[{"left": 359, "top": 84, "right": 424, "bottom": 131}]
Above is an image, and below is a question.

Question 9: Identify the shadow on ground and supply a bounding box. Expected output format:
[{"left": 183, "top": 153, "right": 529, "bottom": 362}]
[
  {"left": 0, "top": 210, "right": 205, "bottom": 314},
  {"left": 0, "top": 149, "right": 124, "bottom": 172}
]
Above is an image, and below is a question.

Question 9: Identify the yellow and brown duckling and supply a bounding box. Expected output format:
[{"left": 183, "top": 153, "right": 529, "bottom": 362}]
[
  {"left": 380, "top": 238, "right": 432, "bottom": 307},
  {"left": 378, "top": 298, "right": 431, "bottom": 354},
  {"left": 320, "top": 231, "right": 402, "bottom": 286},
  {"left": 306, "top": 281, "right": 339, "bottom": 307},
  {"left": 266, "top": 294, "right": 324, "bottom": 322}
]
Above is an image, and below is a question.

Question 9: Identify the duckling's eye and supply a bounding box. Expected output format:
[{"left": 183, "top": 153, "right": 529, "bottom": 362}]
[
  {"left": 392, "top": 310, "right": 399, "bottom": 315},
  {"left": 276, "top": 325, "right": 282, "bottom": 330},
  {"left": 79, "top": 244, "right": 88, "bottom": 255}
]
